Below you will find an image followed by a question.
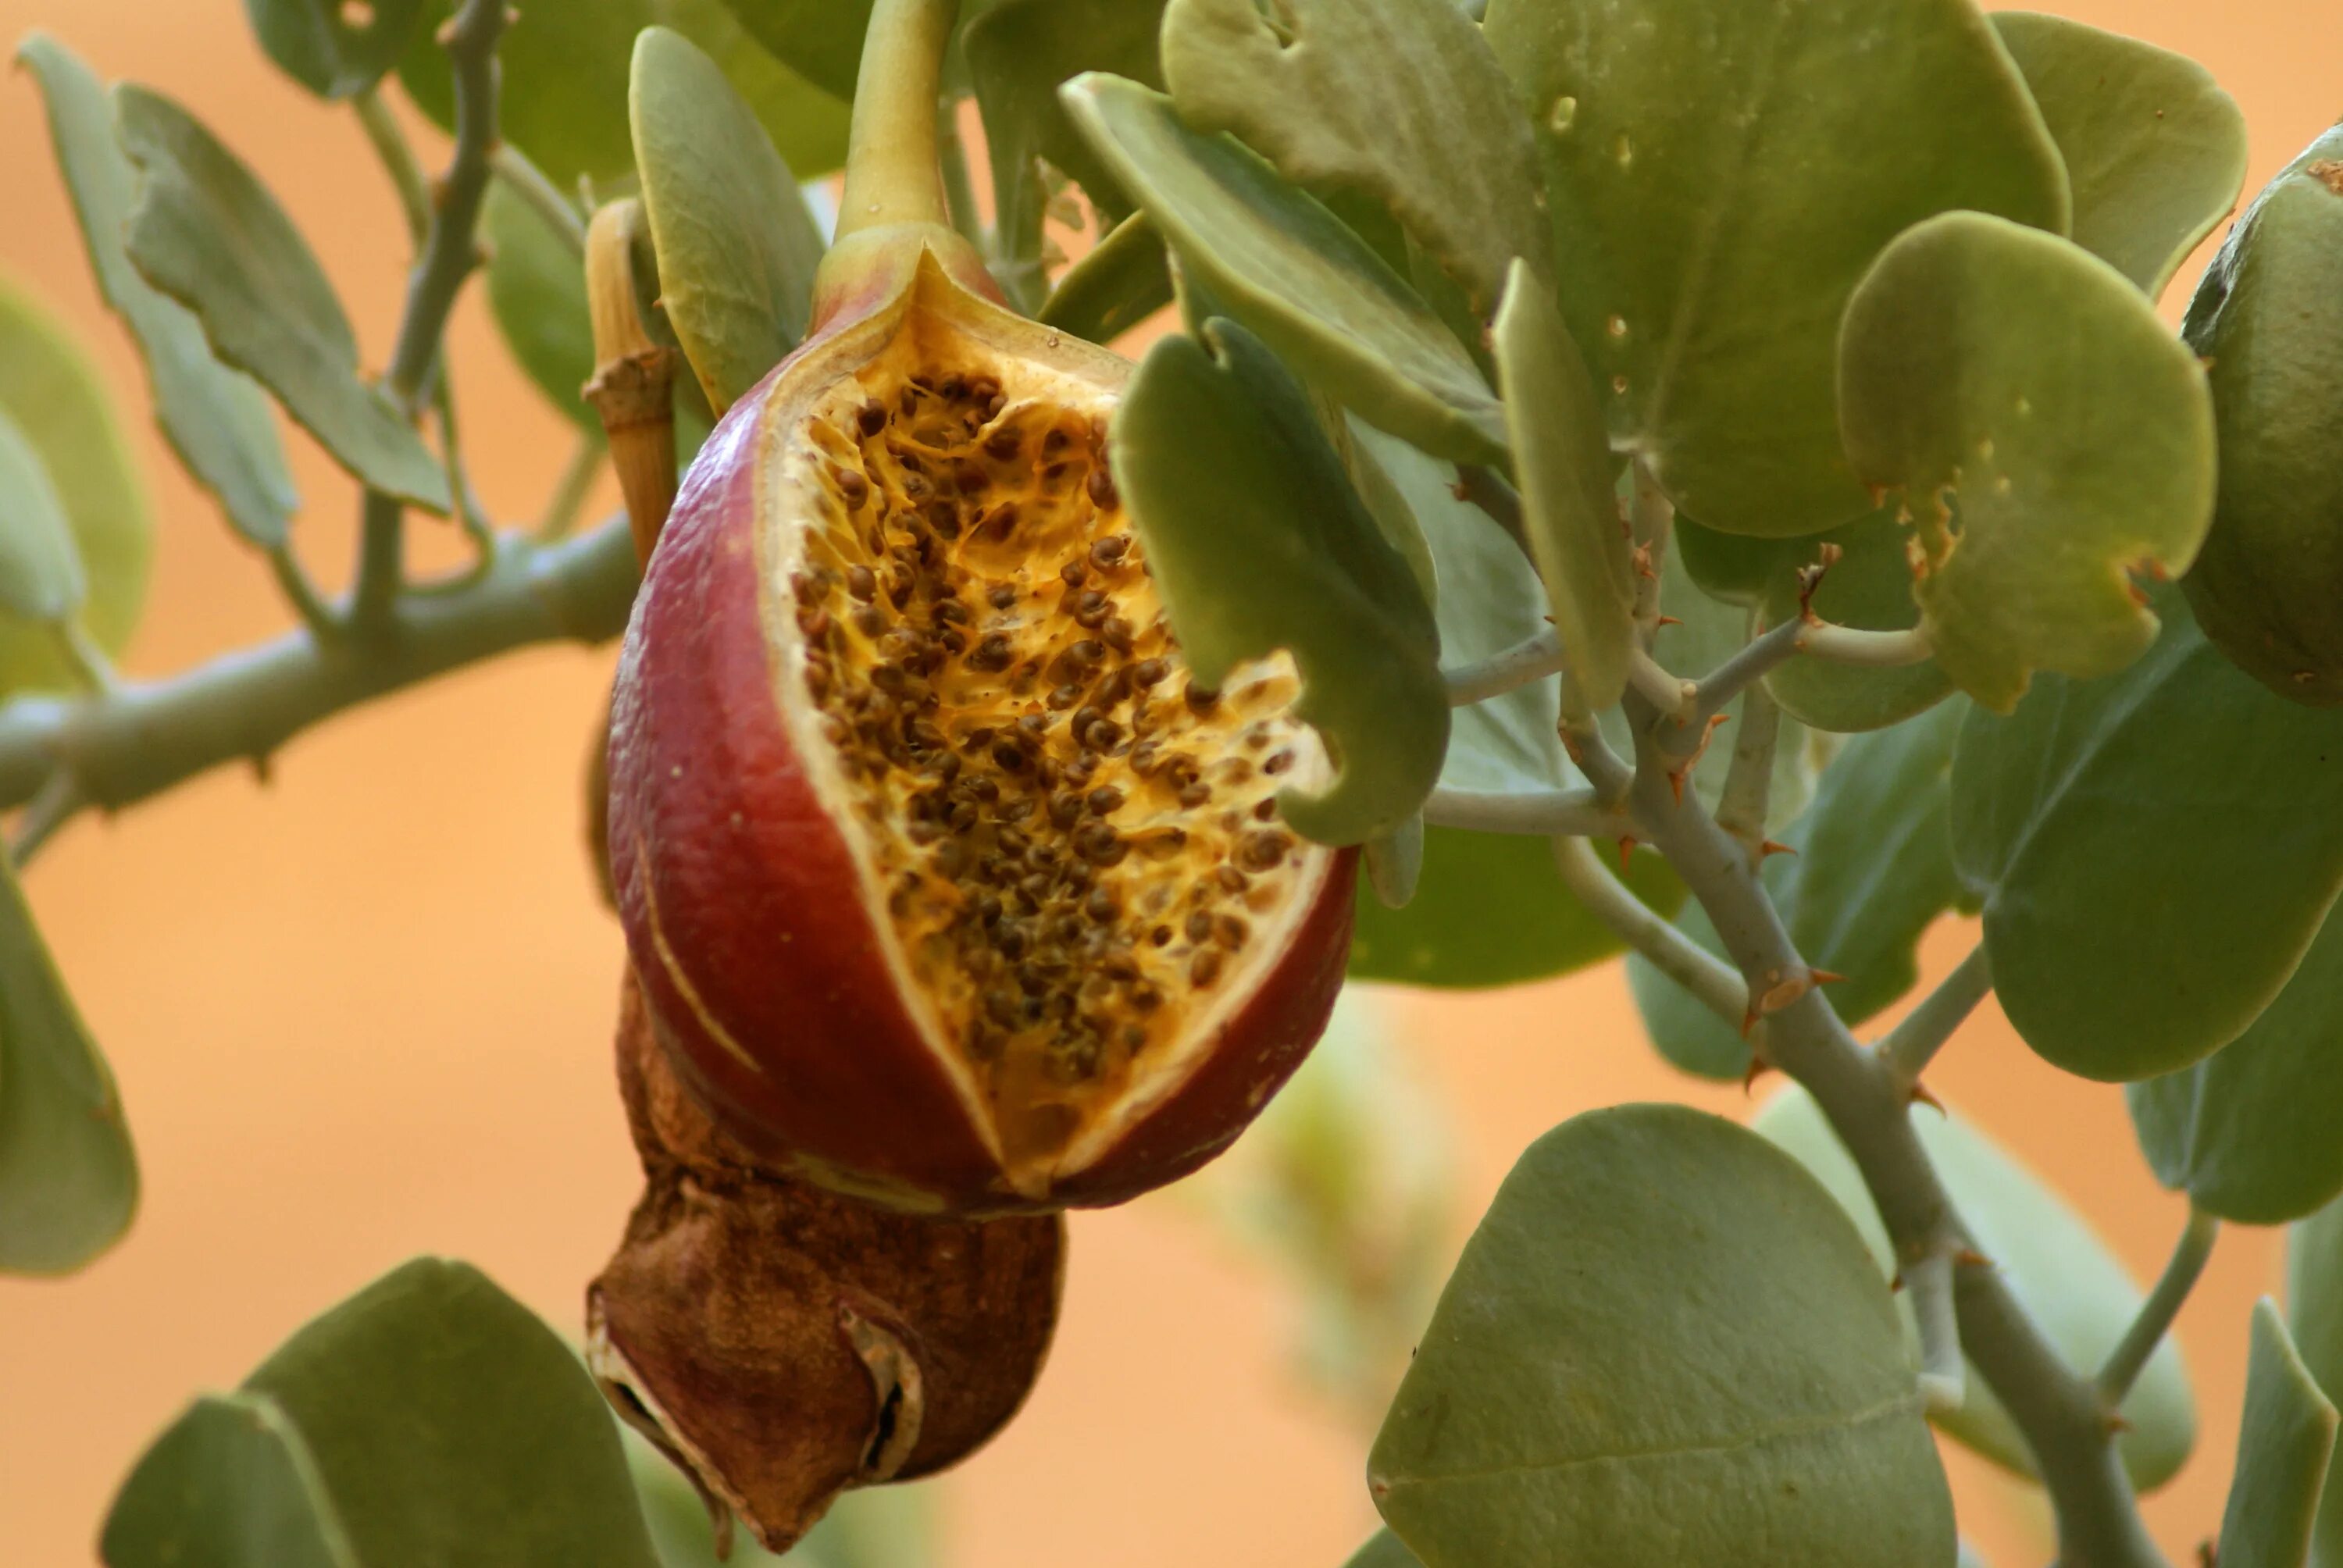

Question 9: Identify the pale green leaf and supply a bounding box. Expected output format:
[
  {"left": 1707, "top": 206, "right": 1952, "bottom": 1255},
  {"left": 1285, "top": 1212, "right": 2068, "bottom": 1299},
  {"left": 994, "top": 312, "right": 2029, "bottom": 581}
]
[
  {"left": 2178, "top": 125, "right": 2343, "bottom": 707},
  {"left": 1992, "top": 12, "right": 2248, "bottom": 298},
  {"left": 0, "top": 846, "right": 137, "bottom": 1274},
  {"left": 2286, "top": 1199, "right": 2343, "bottom": 1568},
  {"left": 102, "top": 1394, "right": 359, "bottom": 1568},
  {"left": 482, "top": 183, "right": 598, "bottom": 434},
  {"left": 1633, "top": 701, "right": 1966, "bottom": 1082},
  {"left": 1493, "top": 260, "right": 1635, "bottom": 710},
  {"left": 2131, "top": 910, "right": 2343, "bottom": 1224},
  {"left": 244, "top": 0, "right": 424, "bottom": 98},
  {"left": 0, "top": 409, "right": 86, "bottom": 627},
  {"left": 631, "top": 25, "right": 826, "bottom": 414},
  {"left": 1485, "top": 0, "right": 2067, "bottom": 537},
  {"left": 1036, "top": 211, "right": 1172, "bottom": 347},
  {"left": 1840, "top": 212, "right": 2216, "bottom": 711},
  {"left": 1951, "top": 595, "right": 2343, "bottom": 1081},
  {"left": 18, "top": 36, "right": 295, "bottom": 549},
  {"left": 2222, "top": 1300, "right": 2339, "bottom": 1568},
  {"left": 1370, "top": 1104, "right": 1953, "bottom": 1566},
  {"left": 1161, "top": 0, "right": 1546, "bottom": 314},
  {"left": 401, "top": 0, "right": 848, "bottom": 186},
  {"left": 1063, "top": 75, "right": 1507, "bottom": 466},
  {"left": 238, "top": 1259, "right": 664, "bottom": 1567},
  {"left": 1755, "top": 1085, "right": 2196, "bottom": 1491},
  {"left": 115, "top": 85, "right": 450, "bottom": 511},
  {"left": 1114, "top": 318, "right": 1446, "bottom": 846}
]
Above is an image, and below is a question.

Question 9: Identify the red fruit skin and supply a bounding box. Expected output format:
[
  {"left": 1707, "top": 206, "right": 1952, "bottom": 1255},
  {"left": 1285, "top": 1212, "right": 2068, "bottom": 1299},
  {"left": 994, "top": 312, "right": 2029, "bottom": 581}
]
[{"left": 609, "top": 266, "right": 1361, "bottom": 1214}]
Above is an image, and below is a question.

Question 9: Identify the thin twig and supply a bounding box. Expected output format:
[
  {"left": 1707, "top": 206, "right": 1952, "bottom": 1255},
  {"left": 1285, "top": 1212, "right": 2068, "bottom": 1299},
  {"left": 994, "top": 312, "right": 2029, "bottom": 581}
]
[
  {"left": 2097, "top": 1208, "right": 2220, "bottom": 1407},
  {"left": 1626, "top": 647, "right": 1692, "bottom": 721},
  {"left": 1455, "top": 465, "right": 1530, "bottom": 554},
  {"left": 353, "top": 85, "right": 430, "bottom": 247},
  {"left": 53, "top": 621, "right": 118, "bottom": 697},
  {"left": 11, "top": 768, "right": 85, "bottom": 866},
  {"left": 1906, "top": 1247, "right": 1967, "bottom": 1413},
  {"left": 1422, "top": 786, "right": 1620, "bottom": 839},
  {"left": 489, "top": 143, "right": 586, "bottom": 257},
  {"left": 1880, "top": 943, "right": 1995, "bottom": 1085},
  {"left": 1444, "top": 627, "right": 1564, "bottom": 706},
  {"left": 1800, "top": 624, "right": 1932, "bottom": 667},
  {"left": 534, "top": 435, "right": 606, "bottom": 541},
  {"left": 268, "top": 546, "right": 340, "bottom": 640},
  {"left": 1550, "top": 835, "right": 1746, "bottom": 1026}
]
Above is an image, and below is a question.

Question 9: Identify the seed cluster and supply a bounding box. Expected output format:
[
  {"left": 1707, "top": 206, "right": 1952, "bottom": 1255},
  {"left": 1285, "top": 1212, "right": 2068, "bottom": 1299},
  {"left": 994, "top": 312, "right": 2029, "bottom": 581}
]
[{"left": 788, "top": 363, "right": 1311, "bottom": 1162}]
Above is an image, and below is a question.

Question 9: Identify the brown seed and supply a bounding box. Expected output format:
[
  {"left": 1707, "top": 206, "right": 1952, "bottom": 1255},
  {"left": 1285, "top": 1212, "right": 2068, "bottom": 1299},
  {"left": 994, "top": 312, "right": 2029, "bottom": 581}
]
[
  {"left": 855, "top": 404, "right": 887, "bottom": 437},
  {"left": 1179, "top": 782, "right": 1211, "bottom": 808},
  {"left": 1043, "top": 427, "right": 1070, "bottom": 454},
  {"left": 847, "top": 565, "right": 878, "bottom": 601},
  {"left": 993, "top": 742, "right": 1030, "bottom": 772},
  {"left": 1068, "top": 640, "right": 1106, "bottom": 669},
  {"left": 1252, "top": 798, "right": 1279, "bottom": 821},
  {"left": 795, "top": 605, "right": 832, "bottom": 640},
  {"left": 969, "top": 633, "right": 1015, "bottom": 672},
  {"left": 934, "top": 599, "right": 972, "bottom": 625},
  {"left": 1073, "top": 590, "right": 1111, "bottom": 627},
  {"left": 1184, "top": 683, "right": 1221, "bottom": 713},
  {"left": 1264, "top": 750, "right": 1295, "bottom": 775},
  {"left": 997, "top": 923, "right": 1031, "bottom": 960},
  {"left": 851, "top": 605, "right": 886, "bottom": 638},
  {"left": 1095, "top": 668, "right": 1132, "bottom": 708},
  {"left": 1017, "top": 713, "right": 1051, "bottom": 738},
  {"left": 1239, "top": 829, "right": 1291, "bottom": 869},
  {"left": 1087, "top": 786, "right": 1125, "bottom": 816},
  {"left": 1189, "top": 949, "right": 1223, "bottom": 987},
  {"left": 928, "top": 501, "right": 962, "bottom": 539},
  {"left": 1086, "top": 888, "right": 1118, "bottom": 922},
  {"left": 1150, "top": 925, "right": 1174, "bottom": 947},
  {"left": 1089, "top": 533, "right": 1129, "bottom": 568},
  {"left": 987, "top": 584, "right": 1019, "bottom": 611},
  {"left": 1214, "top": 865, "right": 1250, "bottom": 893},
  {"left": 1049, "top": 793, "right": 1084, "bottom": 829},
  {"left": 1082, "top": 720, "right": 1121, "bottom": 751},
  {"left": 1129, "top": 743, "right": 1161, "bottom": 775},
  {"left": 1000, "top": 796, "right": 1036, "bottom": 825},
  {"left": 1036, "top": 757, "right": 1061, "bottom": 788},
  {"left": 836, "top": 469, "right": 870, "bottom": 508},
  {"left": 1101, "top": 616, "right": 1136, "bottom": 654},
  {"left": 1216, "top": 914, "right": 1250, "bottom": 950},
  {"left": 1059, "top": 561, "right": 1086, "bottom": 589},
  {"left": 985, "top": 989, "right": 1020, "bottom": 1025},
  {"left": 984, "top": 428, "right": 1022, "bottom": 461},
  {"left": 1184, "top": 910, "right": 1214, "bottom": 944},
  {"left": 1131, "top": 984, "right": 1162, "bottom": 1013},
  {"left": 1131, "top": 657, "right": 1170, "bottom": 689},
  {"left": 1076, "top": 824, "right": 1127, "bottom": 866},
  {"left": 938, "top": 629, "right": 968, "bottom": 655},
  {"left": 982, "top": 503, "right": 1020, "bottom": 540},
  {"left": 1046, "top": 683, "right": 1082, "bottom": 711},
  {"left": 1088, "top": 467, "right": 1120, "bottom": 511},
  {"left": 1103, "top": 949, "right": 1139, "bottom": 981}
]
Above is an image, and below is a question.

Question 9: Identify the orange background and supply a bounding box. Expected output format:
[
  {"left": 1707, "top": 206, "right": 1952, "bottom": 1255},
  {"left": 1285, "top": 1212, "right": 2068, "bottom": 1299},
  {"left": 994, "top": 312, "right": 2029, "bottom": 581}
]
[{"left": 0, "top": 3, "right": 2333, "bottom": 1563}]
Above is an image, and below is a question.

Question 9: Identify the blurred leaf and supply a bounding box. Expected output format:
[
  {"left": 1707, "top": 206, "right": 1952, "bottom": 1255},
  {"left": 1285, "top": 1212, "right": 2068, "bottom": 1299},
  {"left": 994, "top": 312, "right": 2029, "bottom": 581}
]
[
  {"left": 0, "top": 845, "right": 137, "bottom": 1274},
  {"left": 16, "top": 37, "right": 293, "bottom": 550},
  {"left": 1632, "top": 700, "right": 1965, "bottom": 1082},
  {"left": 225, "top": 1259, "right": 658, "bottom": 1566},
  {"left": 1754, "top": 1085, "right": 2197, "bottom": 1492},
  {"left": 631, "top": 26, "right": 825, "bottom": 414},
  {"left": 1037, "top": 212, "right": 1172, "bottom": 345},
  {"left": 1950, "top": 595, "right": 2343, "bottom": 1081},
  {"left": 713, "top": 0, "right": 871, "bottom": 100},
  {"left": 2131, "top": 910, "right": 2343, "bottom": 1224},
  {"left": 244, "top": 0, "right": 424, "bottom": 98},
  {"left": 402, "top": 0, "right": 848, "bottom": 187},
  {"left": 1371, "top": 1104, "right": 1953, "bottom": 1566},
  {"left": 2221, "top": 1300, "right": 2338, "bottom": 1568},
  {"left": 2178, "top": 124, "right": 2343, "bottom": 707},
  {"left": 1484, "top": 0, "right": 2066, "bottom": 538},
  {"left": 482, "top": 184, "right": 599, "bottom": 433},
  {"left": 115, "top": 86, "right": 450, "bottom": 511},
  {"left": 0, "top": 409, "right": 86, "bottom": 628},
  {"left": 1992, "top": 12, "right": 2248, "bottom": 299},
  {"left": 1839, "top": 212, "right": 2215, "bottom": 711},
  {"left": 1493, "top": 262, "right": 1634, "bottom": 710},
  {"left": 1161, "top": 0, "right": 1546, "bottom": 315},
  {"left": 965, "top": 0, "right": 1164, "bottom": 305},
  {"left": 1064, "top": 75, "right": 1507, "bottom": 466},
  {"left": 2287, "top": 1199, "right": 2343, "bottom": 1568},
  {"left": 1345, "top": 1532, "right": 1426, "bottom": 1568},
  {"left": 102, "top": 1394, "right": 358, "bottom": 1568},
  {"left": 1116, "top": 319, "right": 1445, "bottom": 846}
]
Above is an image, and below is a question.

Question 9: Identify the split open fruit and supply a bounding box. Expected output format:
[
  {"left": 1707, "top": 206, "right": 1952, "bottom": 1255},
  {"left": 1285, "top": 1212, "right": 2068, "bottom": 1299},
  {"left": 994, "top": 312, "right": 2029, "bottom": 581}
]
[{"left": 608, "top": 243, "right": 1357, "bottom": 1215}]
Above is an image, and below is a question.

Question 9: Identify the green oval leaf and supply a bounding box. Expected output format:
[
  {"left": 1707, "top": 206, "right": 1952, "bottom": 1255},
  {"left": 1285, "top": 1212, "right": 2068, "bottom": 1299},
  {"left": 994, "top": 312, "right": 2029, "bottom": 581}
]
[
  {"left": 1951, "top": 597, "right": 2343, "bottom": 1082},
  {"left": 0, "top": 408, "right": 86, "bottom": 628},
  {"left": 631, "top": 25, "right": 826, "bottom": 415},
  {"left": 1632, "top": 700, "right": 1966, "bottom": 1082},
  {"left": 1991, "top": 12, "right": 2248, "bottom": 299},
  {"left": 1115, "top": 318, "right": 1446, "bottom": 846},
  {"left": 482, "top": 183, "right": 598, "bottom": 434},
  {"left": 1370, "top": 1104, "right": 1953, "bottom": 1566},
  {"left": 2178, "top": 126, "right": 2343, "bottom": 707},
  {"left": 2131, "top": 908, "right": 2343, "bottom": 1224},
  {"left": 0, "top": 848, "right": 137, "bottom": 1274},
  {"left": 0, "top": 280, "right": 152, "bottom": 693},
  {"left": 1037, "top": 211, "right": 1173, "bottom": 346},
  {"left": 115, "top": 85, "right": 449, "bottom": 511},
  {"left": 711, "top": 0, "right": 870, "bottom": 101},
  {"left": 401, "top": 0, "right": 848, "bottom": 187},
  {"left": 220, "top": 1259, "right": 661, "bottom": 1567},
  {"left": 2222, "top": 1300, "right": 2339, "bottom": 1568},
  {"left": 102, "top": 1393, "right": 358, "bottom": 1568},
  {"left": 1840, "top": 212, "right": 2215, "bottom": 711},
  {"left": 1485, "top": 0, "right": 2067, "bottom": 538},
  {"left": 1063, "top": 74, "right": 1507, "bottom": 466},
  {"left": 1493, "top": 261, "right": 1635, "bottom": 711},
  {"left": 2286, "top": 1199, "right": 2343, "bottom": 1567},
  {"left": 1754, "top": 1085, "right": 2197, "bottom": 1492},
  {"left": 18, "top": 35, "right": 298, "bottom": 550},
  {"left": 1161, "top": 0, "right": 1547, "bottom": 315},
  {"left": 244, "top": 0, "right": 424, "bottom": 99}
]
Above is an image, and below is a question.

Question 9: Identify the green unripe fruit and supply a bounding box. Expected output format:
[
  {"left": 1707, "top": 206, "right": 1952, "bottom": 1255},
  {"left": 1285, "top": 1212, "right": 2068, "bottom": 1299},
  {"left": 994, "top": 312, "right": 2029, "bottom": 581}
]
[{"left": 2181, "top": 126, "right": 2343, "bottom": 706}]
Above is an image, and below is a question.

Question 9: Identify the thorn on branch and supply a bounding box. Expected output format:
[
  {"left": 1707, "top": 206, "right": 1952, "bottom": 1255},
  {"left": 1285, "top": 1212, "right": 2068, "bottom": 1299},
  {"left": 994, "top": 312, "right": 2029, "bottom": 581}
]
[
  {"left": 1796, "top": 540, "right": 1844, "bottom": 625},
  {"left": 1759, "top": 839, "right": 1796, "bottom": 860},
  {"left": 1910, "top": 1079, "right": 1946, "bottom": 1115}
]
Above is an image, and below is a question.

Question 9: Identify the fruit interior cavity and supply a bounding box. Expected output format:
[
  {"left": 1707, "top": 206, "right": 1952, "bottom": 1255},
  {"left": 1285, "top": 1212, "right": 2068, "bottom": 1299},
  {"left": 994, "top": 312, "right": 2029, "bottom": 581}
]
[{"left": 781, "top": 340, "right": 1316, "bottom": 1170}]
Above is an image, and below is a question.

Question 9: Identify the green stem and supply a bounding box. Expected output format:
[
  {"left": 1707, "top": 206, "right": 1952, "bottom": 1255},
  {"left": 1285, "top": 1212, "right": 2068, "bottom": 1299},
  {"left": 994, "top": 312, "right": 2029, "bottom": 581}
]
[
  {"left": 2097, "top": 1207, "right": 2219, "bottom": 1406},
  {"left": 354, "top": 85, "right": 430, "bottom": 247},
  {"left": 267, "top": 545, "right": 339, "bottom": 639},
  {"left": 11, "top": 768, "right": 84, "bottom": 867},
  {"left": 490, "top": 143, "right": 586, "bottom": 258},
  {"left": 53, "top": 620, "right": 118, "bottom": 697},
  {"left": 1881, "top": 943, "right": 1995, "bottom": 1084},
  {"left": 833, "top": 0, "right": 962, "bottom": 243},
  {"left": 0, "top": 519, "right": 638, "bottom": 817},
  {"left": 533, "top": 435, "right": 605, "bottom": 541}
]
